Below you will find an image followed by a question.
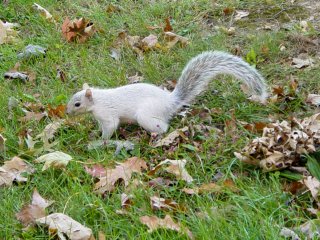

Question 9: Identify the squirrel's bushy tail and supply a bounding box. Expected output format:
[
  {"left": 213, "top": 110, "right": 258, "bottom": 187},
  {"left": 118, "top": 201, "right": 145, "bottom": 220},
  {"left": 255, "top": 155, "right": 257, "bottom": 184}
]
[{"left": 171, "top": 51, "right": 268, "bottom": 105}]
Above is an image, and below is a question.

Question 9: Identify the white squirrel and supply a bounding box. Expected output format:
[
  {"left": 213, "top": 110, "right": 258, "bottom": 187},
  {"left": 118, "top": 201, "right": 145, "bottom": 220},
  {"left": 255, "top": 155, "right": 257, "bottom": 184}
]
[{"left": 66, "top": 51, "right": 268, "bottom": 139}]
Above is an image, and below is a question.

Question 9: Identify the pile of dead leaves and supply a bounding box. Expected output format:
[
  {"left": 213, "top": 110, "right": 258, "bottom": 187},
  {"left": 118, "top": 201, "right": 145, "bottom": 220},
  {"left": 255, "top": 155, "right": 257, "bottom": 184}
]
[{"left": 234, "top": 113, "right": 320, "bottom": 171}]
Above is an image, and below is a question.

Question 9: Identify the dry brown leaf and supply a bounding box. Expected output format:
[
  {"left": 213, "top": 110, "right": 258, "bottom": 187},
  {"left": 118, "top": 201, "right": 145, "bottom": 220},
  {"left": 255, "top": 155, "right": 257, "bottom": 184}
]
[
  {"left": 36, "top": 213, "right": 94, "bottom": 240},
  {"left": 56, "top": 67, "right": 66, "bottom": 82},
  {"left": 33, "top": 3, "right": 55, "bottom": 22},
  {"left": 16, "top": 189, "right": 53, "bottom": 227},
  {"left": 140, "top": 215, "right": 193, "bottom": 239},
  {"left": 302, "top": 176, "right": 320, "bottom": 201},
  {"left": 94, "top": 157, "right": 147, "bottom": 194},
  {"left": 0, "top": 156, "right": 34, "bottom": 187},
  {"left": 48, "top": 104, "right": 66, "bottom": 118},
  {"left": 164, "top": 31, "right": 189, "bottom": 49},
  {"left": 121, "top": 193, "right": 133, "bottom": 209},
  {"left": 35, "top": 120, "right": 64, "bottom": 147},
  {"left": 84, "top": 164, "right": 107, "bottom": 178},
  {"left": 151, "top": 159, "right": 193, "bottom": 183},
  {"left": 19, "top": 111, "right": 47, "bottom": 123},
  {"left": 62, "top": 17, "right": 95, "bottom": 43},
  {"left": 141, "top": 34, "right": 159, "bottom": 50},
  {"left": 0, "top": 19, "right": 19, "bottom": 44},
  {"left": 0, "top": 133, "right": 6, "bottom": 152},
  {"left": 292, "top": 54, "right": 314, "bottom": 69},
  {"left": 234, "top": 113, "right": 320, "bottom": 171},
  {"left": 127, "top": 73, "right": 144, "bottom": 84},
  {"left": 306, "top": 94, "right": 320, "bottom": 107},
  {"left": 182, "top": 180, "right": 238, "bottom": 195},
  {"left": 153, "top": 126, "right": 188, "bottom": 147},
  {"left": 150, "top": 196, "right": 180, "bottom": 211},
  {"left": 164, "top": 17, "right": 173, "bottom": 32},
  {"left": 234, "top": 10, "right": 250, "bottom": 21}
]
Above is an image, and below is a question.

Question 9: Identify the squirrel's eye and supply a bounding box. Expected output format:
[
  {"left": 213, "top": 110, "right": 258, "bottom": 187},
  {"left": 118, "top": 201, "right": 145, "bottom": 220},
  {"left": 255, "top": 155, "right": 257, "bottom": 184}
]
[{"left": 75, "top": 102, "right": 81, "bottom": 107}]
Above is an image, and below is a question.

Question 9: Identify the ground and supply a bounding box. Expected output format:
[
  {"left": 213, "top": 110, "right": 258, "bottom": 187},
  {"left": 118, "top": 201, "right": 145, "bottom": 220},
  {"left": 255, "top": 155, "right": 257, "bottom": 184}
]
[{"left": 0, "top": 0, "right": 320, "bottom": 239}]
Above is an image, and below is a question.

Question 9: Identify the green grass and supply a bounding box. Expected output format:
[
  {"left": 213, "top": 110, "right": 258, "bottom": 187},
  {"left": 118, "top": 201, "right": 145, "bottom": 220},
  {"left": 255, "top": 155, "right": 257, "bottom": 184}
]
[{"left": 0, "top": 0, "right": 319, "bottom": 239}]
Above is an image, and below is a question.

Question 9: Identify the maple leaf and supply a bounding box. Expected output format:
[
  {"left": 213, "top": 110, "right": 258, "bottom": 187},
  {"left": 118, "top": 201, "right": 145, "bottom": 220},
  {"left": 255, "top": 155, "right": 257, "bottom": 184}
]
[
  {"left": 16, "top": 189, "right": 53, "bottom": 227},
  {"left": 0, "top": 156, "right": 34, "bottom": 187},
  {"left": 36, "top": 213, "right": 94, "bottom": 240},
  {"left": 94, "top": 157, "right": 147, "bottom": 194},
  {"left": 140, "top": 215, "right": 194, "bottom": 239},
  {"left": 19, "top": 112, "right": 47, "bottom": 123},
  {"left": 164, "top": 31, "right": 189, "bottom": 49},
  {"left": 62, "top": 17, "right": 95, "bottom": 43},
  {"left": 153, "top": 126, "right": 189, "bottom": 147}
]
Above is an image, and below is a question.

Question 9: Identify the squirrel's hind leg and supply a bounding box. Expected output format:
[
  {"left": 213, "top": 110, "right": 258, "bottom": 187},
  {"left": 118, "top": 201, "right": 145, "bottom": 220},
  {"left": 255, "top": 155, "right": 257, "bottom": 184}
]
[{"left": 137, "top": 113, "right": 169, "bottom": 134}]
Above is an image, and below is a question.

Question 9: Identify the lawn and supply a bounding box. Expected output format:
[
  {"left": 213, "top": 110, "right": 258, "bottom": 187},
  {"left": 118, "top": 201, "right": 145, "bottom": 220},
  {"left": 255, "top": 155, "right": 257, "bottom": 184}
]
[{"left": 1, "top": 0, "right": 320, "bottom": 239}]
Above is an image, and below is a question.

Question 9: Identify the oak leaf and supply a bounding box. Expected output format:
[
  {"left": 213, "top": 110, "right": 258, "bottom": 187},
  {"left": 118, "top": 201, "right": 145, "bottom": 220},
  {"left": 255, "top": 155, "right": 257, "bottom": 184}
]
[
  {"left": 94, "top": 157, "right": 147, "bottom": 194},
  {"left": 140, "top": 215, "right": 193, "bottom": 239},
  {"left": 0, "top": 156, "right": 34, "bottom": 187},
  {"left": 16, "top": 189, "right": 53, "bottom": 226},
  {"left": 36, "top": 213, "right": 94, "bottom": 240}
]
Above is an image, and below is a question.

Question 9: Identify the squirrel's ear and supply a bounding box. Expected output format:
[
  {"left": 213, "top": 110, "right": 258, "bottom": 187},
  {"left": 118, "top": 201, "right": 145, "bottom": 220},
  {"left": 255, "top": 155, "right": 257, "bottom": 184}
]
[
  {"left": 85, "top": 89, "right": 93, "bottom": 101},
  {"left": 82, "top": 83, "right": 90, "bottom": 90}
]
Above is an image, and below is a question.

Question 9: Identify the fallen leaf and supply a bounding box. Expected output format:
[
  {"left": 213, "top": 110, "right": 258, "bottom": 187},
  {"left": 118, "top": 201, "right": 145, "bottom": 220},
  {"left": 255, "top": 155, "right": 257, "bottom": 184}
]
[
  {"left": 0, "top": 133, "right": 6, "bottom": 152},
  {"left": 4, "top": 71, "right": 29, "bottom": 83},
  {"left": 127, "top": 73, "right": 144, "bottom": 84},
  {"left": 36, "top": 213, "right": 93, "bottom": 240},
  {"left": 56, "top": 67, "right": 66, "bottom": 82},
  {"left": 302, "top": 176, "right": 320, "bottom": 201},
  {"left": 234, "top": 10, "right": 249, "bottom": 21},
  {"left": 62, "top": 17, "right": 95, "bottom": 43},
  {"left": 0, "top": 156, "right": 34, "bottom": 187},
  {"left": 306, "top": 94, "right": 320, "bottom": 107},
  {"left": 98, "top": 231, "right": 106, "bottom": 240},
  {"left": 34, "top": 151, "right": 72, "bottom": 171},
  {"left": 94, "top": 157, "right": 147, "bottom": 194},
  {"left": 150, "top": 196, "right": 180, "bottom": 211},
  {"left": 17, "top": 44, "right": 46, "bottom": 59},
  {"left": 153, "top": 126, "right": 188, "bottom": 147},
  {"left": 182, "top": 180, "right": 238, "bottom": 195},
  {"left": 16, "top": 189, "right": 53, "bottom": 226},
  {"left": 48, "top": 104, "right": 66, "bottom": 118},
  {"left": 35, "top": 120, "right": 64, "bottom": 147},
  {"left": 33, "top": 3, "right": 55, "bottom": 22},
  {"left": 0, "top": 19, "right": 19, "bottom": 44},
  {"left": 84, "top": 164, "right": 107, "bottom": 178},
  {"left": 223, "top": 7, "right": 234, "bottom": 15},
  {"left": 297, "top": 219, "right": 320, "bottom": 239},
  {"left": 280, "top": 227, "right": 301, "bottom": 240},
  {"left": 140, "top": 215, "right": 193, "bottom": 239},
  {"left": 121, "top": 193, "right": 133, "bottom": 209},
  {"left": 164, "top": 31, "right": 189, "bottom": 49},
  {"left": 110, "top": 47, "right": 121, "bottom": 60},
  {"left": 19, "top": 111, "right": 47, "bottom": 123},
  {"left": 141, "top": 34, "right": 159, "bottom": 50},
  {"left": 151, "top": 159, "right": 193, "bottom": 183},
  {"left": 163, "top": 17, "right": 173, "bottom": 32},
  {"left": 292, "top": 54, "right": 314, "bottom": 69}
]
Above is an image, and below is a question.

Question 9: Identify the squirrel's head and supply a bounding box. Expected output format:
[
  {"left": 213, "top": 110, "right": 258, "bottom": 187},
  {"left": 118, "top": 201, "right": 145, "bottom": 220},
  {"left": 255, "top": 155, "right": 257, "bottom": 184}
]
[{"left": 66, "top": 83, "right": 94, "bottom": 116}]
